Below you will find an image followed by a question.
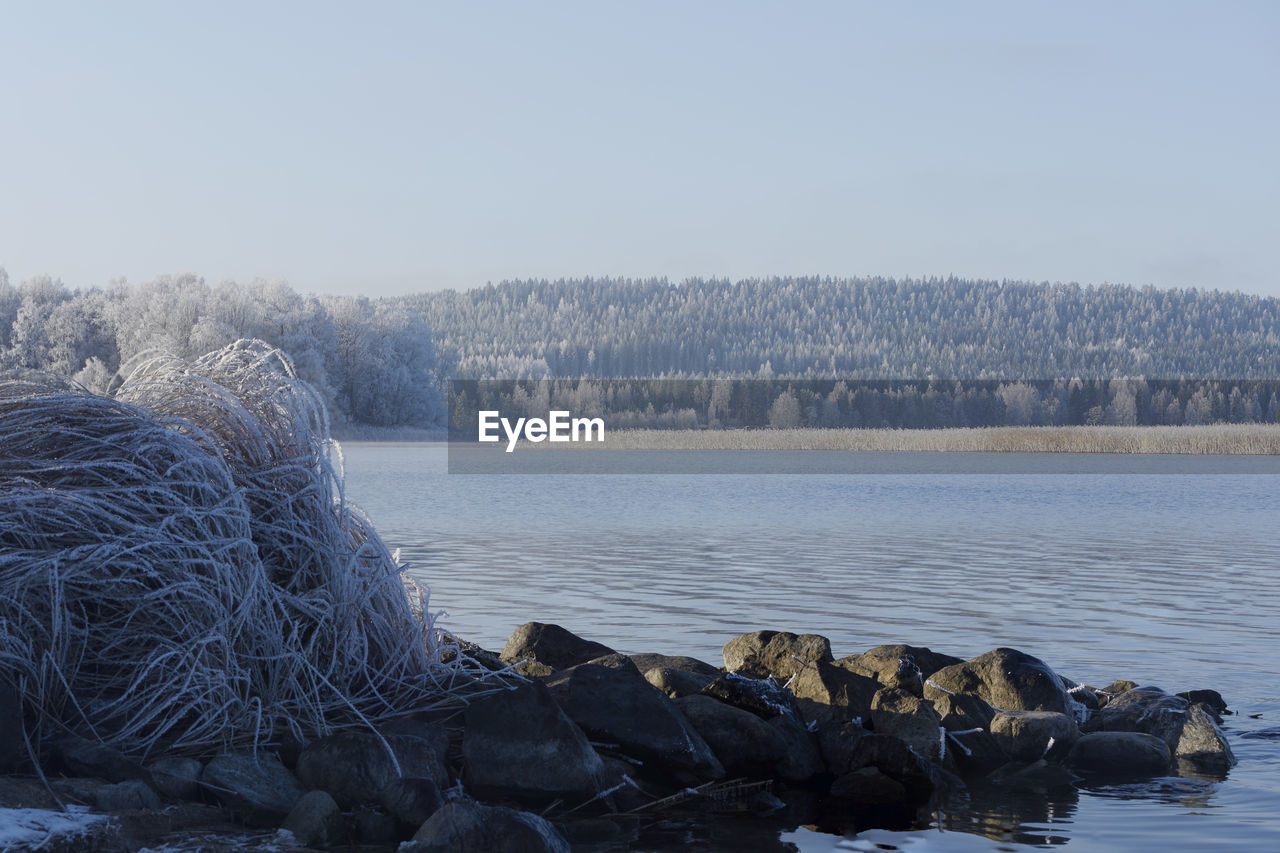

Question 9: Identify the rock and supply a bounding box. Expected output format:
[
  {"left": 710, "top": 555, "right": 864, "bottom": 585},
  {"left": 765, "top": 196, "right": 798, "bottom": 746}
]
[
  {"left": 988, "top": 710, "right": 1080, "bottom": 764},
  {"left": 546, "top": 663, "right": 724, "bottom": 783},
  {"left": 645, "top": 666, "right": 714, "bottom": 699},
  {"left": 940, "top": 726, "right": 1005, "bottom": 776},
  {"left": 296, "top": 731, "right": 400, "bottom": 807},
  {"left": 501, "top": 622, "right": 616, "bottom": 671},
  {"left": 829, "top": 766, "right": 908, "bottom": 804},
  {"left": 201, "top": 753, "right": 306, "bottom": 826},
  {"left": 381, "top": 776, "right": 444, "bottom": 833},
  {"left": 584, "top": 652, "right": 638, "bottom": 670},
  {"left": 836, "top": 644, "right": 962, "bottom": 694},
  {"left": 932, "top": 692, "right": 997, "bottom": 732},
  {"left": 788, "top": 662, "right": 880, "bottom": 728},
  {"left": 387, "top": 733, "right": 450, "bottom": 789},
  {"left": 674, "top": 695, "right": 787, "bottom": 778},
  {"left": 988, "top": 758, "right": 1076, "bottom": 789},
  {"left": 407, "top": 799, "right": 570, "bottom": 853},
  {"left": 818, "top": 720, "right": 870, "bottom": 775},
  {"left": 1178, "top": 689, "right": 1229, "bottom": 719},
  {"left": 767, "top": 712, "right": 826, "bottom": 782},
  {"left": 701, "top": 673, "right": 801, "bottom": 719},
  {"left": 722, "top": 631, "right": 832, "bottom": 679},
  {"left": 462, "top": 679, "right": 606, "bottom": 802},
  {"left": 352, "top": 807, "right": 400, "bottom": 844},
  {"left": 1066, "top": 731, "right": 1171, "bottom": 778},
  {"left": 870, "top": 687, "right": 944, "bottom": 762},
  {"left": 49, "top": 736, "right": 152, "bottom": 785},
  {"left": 512, "top": 659, "right": 557, "bottom": 678},
  {"left": 93, "top": 779, "right": 161, "bottom": 812},
  {"left": 441, "top": 637, "right": 507, "bottom": 672},
  {"left": 0, "top": 677, "right": 27, "bottom": 772},
  {"left": 629, "top": 653, "right": 720, "bottom": 677},
  {"left": 597, "top": 756, "right": 648, "bottom": 812},
  {"left": 845, "top": 733, "right": 936, "bottom": 803},
  {"left": 282, "top": 790, "right": 345, "bottom": 848},
  {"left": 923, "top": 648, "right": 1071, "bottom": 713},
  {"left": 147, "top": 756, "right": 203, "bottom": 800},
  {"left": 1099, "top": 680, "right": 1139, "bottom": 699},
  {"left": 1175, "top": 703, "right": 1236, "bottom": 775}
]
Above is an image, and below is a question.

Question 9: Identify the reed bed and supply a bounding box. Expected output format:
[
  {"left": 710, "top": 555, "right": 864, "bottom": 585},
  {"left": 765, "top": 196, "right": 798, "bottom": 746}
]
[
  {"left": 579, "top": 424, "right": 1280, "bottom": 454},
  {"left": 0, "top": 340, "right": 478, "bottom": 760}
]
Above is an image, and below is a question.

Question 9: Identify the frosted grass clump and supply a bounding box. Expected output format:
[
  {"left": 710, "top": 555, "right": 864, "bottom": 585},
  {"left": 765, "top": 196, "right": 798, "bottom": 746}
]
[{"left": 0, "top": 339, "right": 476, "bottom": 759}]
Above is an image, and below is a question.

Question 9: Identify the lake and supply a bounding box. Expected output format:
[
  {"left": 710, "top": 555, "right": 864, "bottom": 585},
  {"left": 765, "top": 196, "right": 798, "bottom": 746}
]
[{"left": 342, "top": 443, "right": 1280, "bottom": 852}]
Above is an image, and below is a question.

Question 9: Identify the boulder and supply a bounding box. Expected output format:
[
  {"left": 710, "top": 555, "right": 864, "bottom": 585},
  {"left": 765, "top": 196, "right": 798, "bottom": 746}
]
[
  {"left": 788, "top": 662, "right": 880, "bottom": 728},
  {"left": 352, "top": 807, "right": 400, "bottom": 845},
  {"left": 1100, "top": 686, "right": 1234, "bottom": 775},
  {"left": 546, "top": 663, "right": 724, "bottom": 783},
  {"left": 818, "top": 720, "right": 870, "bottom": 776},
  {"left": 501, "top": 622, "right": 616, "bottom": 671},
  {"left": 407, "top": 799, "right": 570, "bottom": 853},
  {"left": 836, "top": 644, "right": 962, "bottom": 694},
  {"left": 701, "top": 673, "right": 801, "bottom": 719},
  {"left": 645, "top": 667, "right": 714, "bottom": 699},
  {"left": 93, "top": 779, "right": 161, "bottom": 812},
  {"left": 1176, "top": 703, "right": 1236, "bottom": 775},
  {"left": 381, "top": 777, "right": 444, "bottom": 834},
  {"left": 49, "top": 736, "right": 152, "bottom": 785},
  {"left": 146, "top": 756, "right": 203, "bottom": 800},
  {"left": 940, "top": 726, "right": 1005, "bottom": 776},
  {"left": 296, "top": 731, "right": 400, "bottom": 807},
  {"left": 462, "top": 680, "right": 606, "bottom": 802},
  {"left": 282, "top": 790, "right": 345, "bottom": 848},
  {"left": 923, "top": 648, "right": 1071, "bottom": 713},
  {"left": 722, "top": 631, "right": 832, "bottom": 679},
  {"left": 1177, "top": 689, "right": 1229, "bottom": 719},
  {"left": 829, "top": 766, "right": 908, "bottom": 804},
  {"left": 674, "top": 695, "right": 786, "bottom": 778},
  {"left": 844, "top": 733, "right": 936, "bottom": 803},
  {"left": 988, "top": 710, "right": 1079, "bottom": 763},
  {"left": 932, "top": 692, "right": 997, "bottom": 732},
  {"left": 1066, "top": 731, "right": 1171, "bottom": 778},
  {"left": 386, "top": 733, "right": 450, "bottom": 789},
  {"left": 870, "top": 688, "right": 944, "bottom": 762},
  {"left": 767, "top": 712, "right": 826, "bottom": 782},
  {"left": 201, "top": 753, "right": 306, "bottom": 826},
  {"left": 629, "top": 653, "right": 720, "bottom": 677}
]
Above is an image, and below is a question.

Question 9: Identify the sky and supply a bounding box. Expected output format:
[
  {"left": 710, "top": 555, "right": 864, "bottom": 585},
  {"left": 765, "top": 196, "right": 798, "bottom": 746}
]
[{"left": 0, "top": 1, "right": 1276, "bottom": 298}]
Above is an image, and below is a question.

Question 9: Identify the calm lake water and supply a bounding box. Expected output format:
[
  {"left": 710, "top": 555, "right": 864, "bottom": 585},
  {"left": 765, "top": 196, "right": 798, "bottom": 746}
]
[{"left": 342, "top": 443, "right": 1280, "bottom": 852}]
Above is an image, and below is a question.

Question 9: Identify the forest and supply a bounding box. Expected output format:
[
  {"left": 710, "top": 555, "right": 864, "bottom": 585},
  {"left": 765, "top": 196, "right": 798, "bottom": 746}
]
[{"left": 3, "top": 270, "right": 1280, "bottom": 429}]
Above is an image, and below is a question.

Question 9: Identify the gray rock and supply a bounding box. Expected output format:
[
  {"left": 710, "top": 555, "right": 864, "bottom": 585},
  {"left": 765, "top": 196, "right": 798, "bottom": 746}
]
[
  {"left": 932, "top": 692, "right": 997, "bottom": 731},
  {"left": 645, "top": 666, "right": 714, "bottom": 699},
  {"left": 387, "top": 733, "right": 450, "bottom": 789},
  {"left": 830, "top": 766, "right": 908, "bottom": 803},
  {"left": 870, "top": 687, "right": 944, "bottom": 762},
  {"left": 674, "top": 694, "right": 787, "bottom": 778},
  {"left": 767, "top": 711, "right": 826, "bottom": 782},
  {"left": 201, "top": 753, "right": 306, "bottom": 826},
  {"left": 462, "top": 679, "right": 606, "bottom": 802},
  {"left": 700, "top": 673, "right": 801, "bottom": 719},
  {"left": 923, "top": 648, "right": 1071, "bottom": 714},
  {"left": 1175, "top": 703, "right": 1236, "bottom": 775},
  {"left": 845, "top": 733, "right": 936, "bottom": 803},
  {"left": 500, "top": 622, "right": 616, "bottom": 671},
  {"left": 1101, "top": 686, "right": 1188, "bottom": 747},
  {"left": 296, "top": 731, "right": 400, "bottom": 807},
  {"left": 93, "top": 779, "right": 161, "bottom": 812},
  {"left": 351, "top": 807, "right": 400, "bottom": 844},
  {"left": 546, "top": 663, "right": 724, "bottom": 783},
  {"left": 988, "top": 758, "right": 1076, "bottom": 789},
  {"left": 989, "top": 710, "right": 1080, "bottom": 764},
  {"left": 381, "top": 776, "right": 444, "bottom": 833},
  {"left": 629, "top": 653, "right": 720, "bottom": 677},
  {"left": 50, "top": 736, "right": 152, "bottom": 785},
  {"left": 407, "top": 799, "right": 570, "bottom": 853},
  {"left": 788, "top": 662, "right": 880, "bottom": 728},
  {"left": 722, "top": 631, "right": 833, "bottom": 680},
  {"left": 940, "top": 726, "right": 1005, "bottom": 775},
  {"left": 283, "top": 790, "right": 345, "bottom": 848},
  {"left": 1066, "top": 731, "right": 1171, "bottom": 778},
  {"left": 818, "top": 720, "right": 870, "bottom": 776},
  {"left": 1177, "top": 689, "right": 1229, "bottom": 719},
  {"left": 146, "top": 756, "right": 203, "bottom": 801},
  {"left": 836, "top": 644, "right": 962, "bottom": 694}
]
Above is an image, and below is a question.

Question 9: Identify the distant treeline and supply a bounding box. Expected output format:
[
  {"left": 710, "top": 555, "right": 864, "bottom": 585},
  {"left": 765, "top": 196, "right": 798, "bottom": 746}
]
[{"left": 450, "top": 379, "right": 1280, "bottom": 434}]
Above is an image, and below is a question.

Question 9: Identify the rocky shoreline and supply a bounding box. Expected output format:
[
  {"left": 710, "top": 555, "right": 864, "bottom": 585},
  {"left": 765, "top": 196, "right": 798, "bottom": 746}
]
[{"left": 0, "top": 623, "right": 1237, "bottom": 852}]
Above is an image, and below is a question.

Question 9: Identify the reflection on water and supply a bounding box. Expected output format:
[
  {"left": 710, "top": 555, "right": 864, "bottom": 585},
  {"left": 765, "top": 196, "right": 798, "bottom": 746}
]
[{"left": 342, "top": 444, "right": 1280, "bottom": 852}]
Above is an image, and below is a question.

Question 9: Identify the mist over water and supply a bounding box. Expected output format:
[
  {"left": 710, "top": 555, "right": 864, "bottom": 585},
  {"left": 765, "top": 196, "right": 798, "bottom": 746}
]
[{"left": 343, "top": 443, "right": 1280, "bottom": 851}]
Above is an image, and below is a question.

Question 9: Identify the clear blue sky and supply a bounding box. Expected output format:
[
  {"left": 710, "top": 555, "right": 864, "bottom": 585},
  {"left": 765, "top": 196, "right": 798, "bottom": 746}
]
[{"left": 1, "top": 1, "right": 1276, "bottom": 297}]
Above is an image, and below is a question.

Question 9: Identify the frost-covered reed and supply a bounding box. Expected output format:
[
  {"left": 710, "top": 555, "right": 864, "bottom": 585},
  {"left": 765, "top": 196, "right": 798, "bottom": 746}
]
[{"left": 0, "top": 340, "right": 474, "bottom": 759}]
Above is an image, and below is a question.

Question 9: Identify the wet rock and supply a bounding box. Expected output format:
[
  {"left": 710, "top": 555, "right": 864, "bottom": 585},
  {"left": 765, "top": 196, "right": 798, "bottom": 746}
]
[
  {"left": 147, "top": 756, "right": 203, "bottom": 800},
  {"left": 94, "top": 779, "right": 161, "bottom": 812},
  {"left": 645, "top": 666, "right": 714, "bottom": 699},
  {"left": 1099, "top": 686, "right": 1234, "bottom": 775},
  {"left": 547, "top": 663, "right": 724, "bottom": 783},
  {"left": 406, "top": 799, "right": 570, "bottom": 853},
  {"left": 988, "top": 758, "right": 1076, "bottom": 789},
  {"left": 462, "top": 680, "right": 605, "bottom": 802},
  {"left": 629, "top": 653, "right": 720, "bottom": 677},
  {"left": 201, "top": 753, "right": 306, "bottom": 826},
  {"left": 989, "top": 710, "right": 1080, "bottom": 763},
  {"left": 870, "top": 687, "right": 944, "bottom": 762},
  {"left": 1176, "top": 703, "right": 1236, "bottom": 775},
  {"left": 845, "top": 733, "right": 936, "bottom": 803},
  {"left": 296, "top": 731, "right": 400, "bottom": 807},
  {"left": 701, "top": 673, "right": 801, "bottom": 719},
  {"left": 829, "top": 766, "right": 908, "bottom": 804},
  {"left": 381, "top": 777, "right": 444, "bottom": 834},
  {"left": 767, "top": 712, "right": 826, "bottom": 782},
  {"left": 501, "top": 622, "right": 616, "bottom": 671},
  {"left": 923, "top": 648, "right": 1071, "bottom": 713},
  {"left": 282, "top": 790, "right": 345, "bottom": 848},
  {"left": 1066, "top": 731, "right": 1171, "bottom": 778},
  {"left": 722, "top": 631, "right": 832, "bottom": 679},
  {"left": 674, "top": 694, "right": 787, "bottom": 779},
  {"left": 788, "top": 662, "right": 880, "bottom": 728},
  {"left": 818, "top": 720, "right": 870, "bottom": 775},
  {"left": 49, "top": 736, "right": 152, "bottom": 785}
]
